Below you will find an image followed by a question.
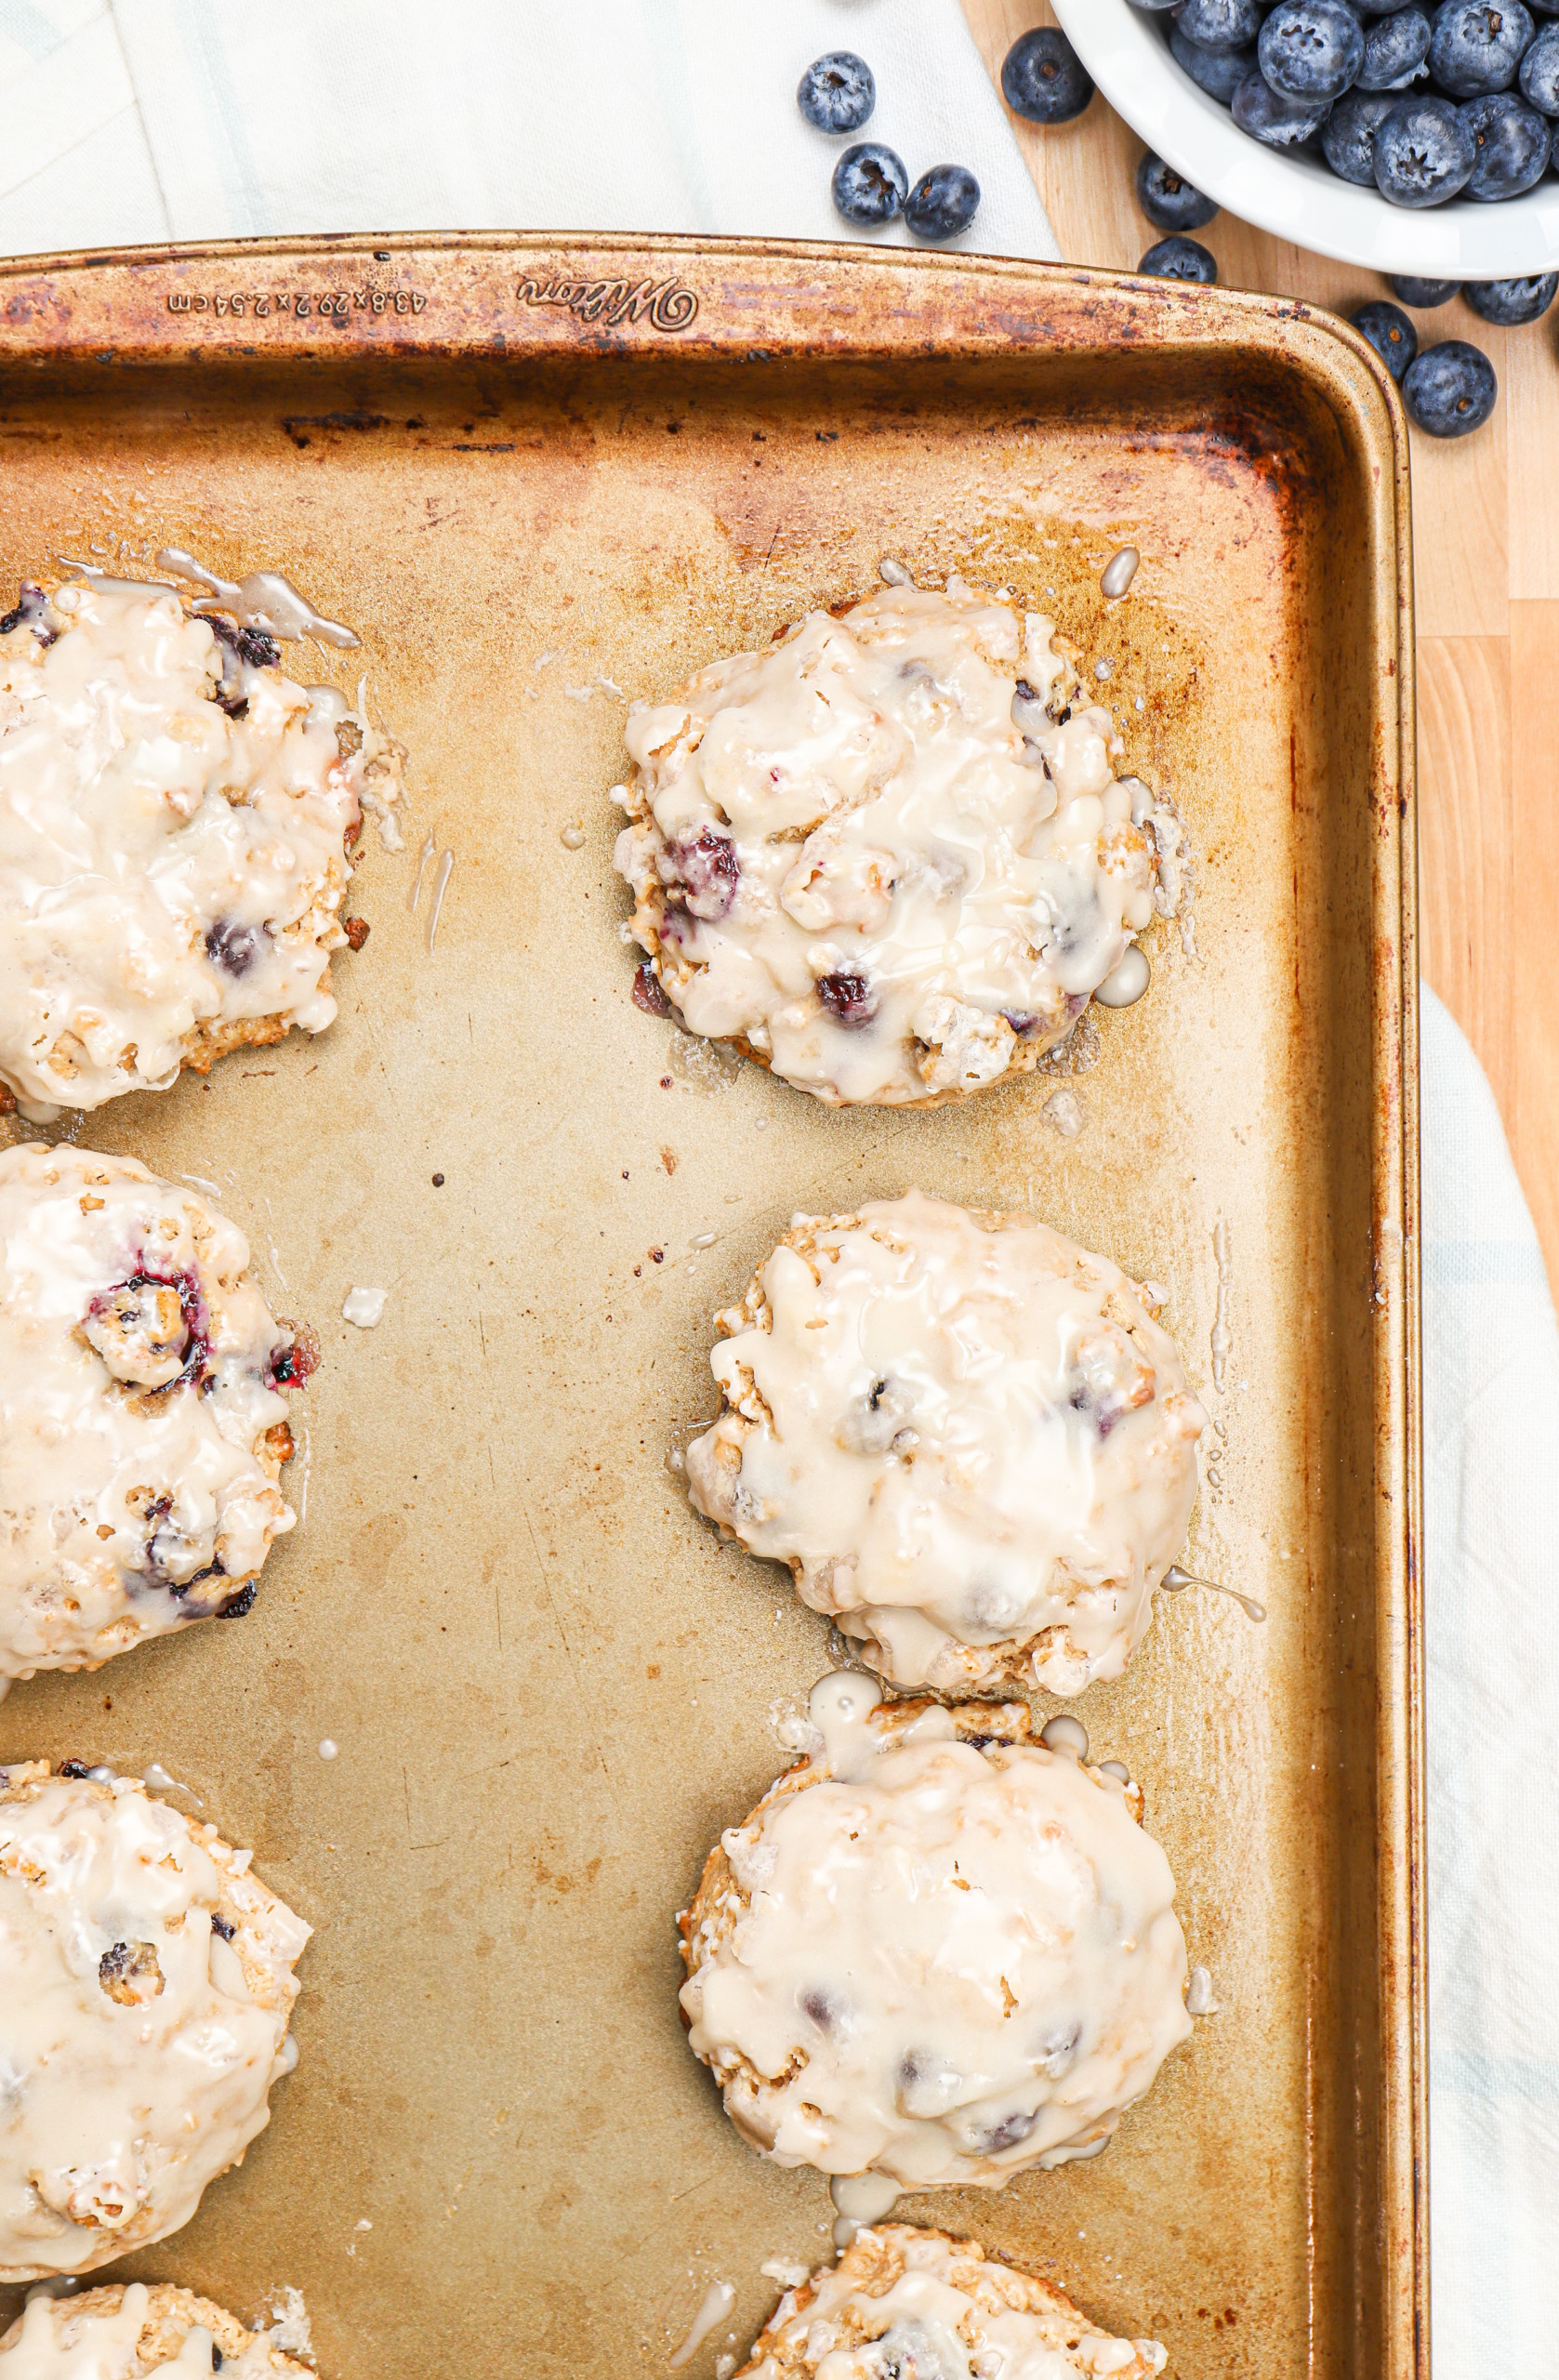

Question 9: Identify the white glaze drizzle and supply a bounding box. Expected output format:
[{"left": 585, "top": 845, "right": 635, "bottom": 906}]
[
  {"left": 1101, "top": 548, "right": 1141, "bottom": 600},
  {"left": 155, "top": 550, "right": 358, "bottom": 647},
  {"left": 0, "top": 1766, "right": 309, "bottom": 2281},
  {"left": 686, "top": 1193, "right": 1207, "bottom": 1697},
  {"left": 407, "top": 832, "right": 436, "bottom": 912},
  {"left": 1093, "top": 946, "right": 1150, "bottom": 1009},
  {"left": 1161, "top": 1564, "right": 1265, "bottom": 1623},
  {"left": 425, "top": 851, "right": 455, "bottom": 952},
  {"left": 680, "top": 1684, "right": 1191, "bottom": 2192},
  {"left": 1186, "top": 1964, "right": 1221, "bottom": 2016},
  {"left": 668, "top": 2281, "right": 737, "bottom": 2370},
  {"left": 614, "top": 579, "right": 1182, "bottom": 1105},
  {"left": 0, "top": 2281, "right": 309, "bottom": 2377}
]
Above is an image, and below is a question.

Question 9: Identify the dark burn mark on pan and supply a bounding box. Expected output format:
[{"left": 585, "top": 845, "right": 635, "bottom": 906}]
[{"left": 281, "top": 411, "right": 391, "bottom": 451}]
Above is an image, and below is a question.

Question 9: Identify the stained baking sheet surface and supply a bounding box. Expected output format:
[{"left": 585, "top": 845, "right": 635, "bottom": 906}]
[{"left": 0, "top": 240, "right": 1420, "bottom": 2380}]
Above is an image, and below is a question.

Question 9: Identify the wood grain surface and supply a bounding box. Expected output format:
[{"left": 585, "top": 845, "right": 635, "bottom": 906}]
[{"left": 964, "top": 0, "right": 1559, "bottom": 1285}]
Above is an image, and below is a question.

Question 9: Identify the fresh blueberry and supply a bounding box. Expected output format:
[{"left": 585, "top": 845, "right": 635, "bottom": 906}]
[
  {"left": 1170, "top": 30, "right": 1259, "bottom": 100},
  {"left": 1139, "top": 235, "right": 1220, "bottom": 282},
  {"left": 1519, "top": 23, "right": 1559, "bottom": 111},
  {"left": 831, "top": 142, "right": 909, "bottom": 226},
  {"left": 905, "top": 165, "right": 981, "bottom": 242},
  {"left": 205, "top": 919, "right": 267, "bottom": 976},
  {"left": 1460, "top": 92, "right": 1552, "bottom": 192},
  {"left": 1357, "top": 0, "right": 1427, "bottom": 12},
  {"left": 1233, "top": 70, "right": 1335, "bottom": 144},
  {"left": 1373, "top": 93, "right": 1477, "bottom": 200},
  {"left": 797, "top": 52, "right": 876, "bottom": 134},
  {"left": 1463, "top": 270, "right": 1559, "bottom": 320},
  {"left": 1259, "top": 3, "right": 1366, "bottom": 99},
  {"left": 1356, "top": 8, "right": 1433, "bottom": 87},
  {"left": 1402, "top": 338, "right": 1498, "bottom": 434},
  {"left": 1353, "top": 299, "right": 1420, "bottom": 378},
  {"left": 1390, "top": 272, "right": 1461, "bottom": 303},
  {"left": 1427, "top": 2, "right": 1535, "bottom": 98},
  {"left": 1136, "top": 151, "right": 1221, "bottom": 229},
  {"left": 1323, "top": 88, "right": 1400, "bottom": 177},
  {"left": 1176, "top": 0, "right": 1262, "bottom": 46},
  {"left": 1001, "top": 29, "right": 1095, "bottom": 124}
]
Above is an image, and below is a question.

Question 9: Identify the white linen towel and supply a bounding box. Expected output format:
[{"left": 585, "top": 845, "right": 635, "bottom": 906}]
[{"left": 0, "top": 1, "right": 1060, "bottom": 260}]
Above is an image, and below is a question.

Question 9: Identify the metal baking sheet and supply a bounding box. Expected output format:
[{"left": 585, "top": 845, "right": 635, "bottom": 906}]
[{"left": 0, "top": 235, "right": 1423, "bottom": 2380}]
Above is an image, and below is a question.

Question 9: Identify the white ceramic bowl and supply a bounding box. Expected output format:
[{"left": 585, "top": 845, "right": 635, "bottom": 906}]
[{"left": 1052, "top": 0, "right": 1559, "bottom": 277}]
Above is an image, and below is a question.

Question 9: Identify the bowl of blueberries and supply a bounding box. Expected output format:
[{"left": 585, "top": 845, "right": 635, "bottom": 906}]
[{"left": 1051, "top": 0, "right": 1559, "bottom": 275}]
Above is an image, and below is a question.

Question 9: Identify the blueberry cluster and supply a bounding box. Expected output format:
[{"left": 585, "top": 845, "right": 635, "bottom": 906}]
[
  {"left": 799, "top": 52, "right": 983, "bottom": 241},
  {"left": 1349, "top": 269, "right": 1559, "bottom": 430},
  {"left": 1128, "top": 134, "right": 1539, "bottom": 430},
  {"left": 1135, "top": 0, "right": 1559, "bottom": 205}
]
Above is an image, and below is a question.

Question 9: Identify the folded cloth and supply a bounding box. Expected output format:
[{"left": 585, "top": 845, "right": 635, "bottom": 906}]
[
  {"left": 0, "top": 2, "right": 1553, "bottom": 2360},
  {"left": 1421, "top": 983, "right": 1559, "bottom": 2367},
  {"left": 0, "top": 0, "right": 1060, "bottom": 261}
]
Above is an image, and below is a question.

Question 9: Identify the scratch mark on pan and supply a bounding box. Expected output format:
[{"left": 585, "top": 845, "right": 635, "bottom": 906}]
[
  {"left": 524, "top": 1508, "right": 575, "bottom": 1669},
  {"left": 403, "top": 1756, "right": 448, "bottom": 1854},
  {"left": 523, "top": 1505, "right": 620, "bottom": 1817},
  {"left": 1210, "top": 1218, "right": 1232, "bottom": 1394},
  {"left": 426, "top": 851, "right": 455, "bottom": 951}
]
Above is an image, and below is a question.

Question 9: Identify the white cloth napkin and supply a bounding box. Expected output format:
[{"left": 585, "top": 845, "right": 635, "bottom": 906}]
[
  {"left": 3, "top": 3, "right": 1556, "bottom": 2366},
  {"left": 0, "top": 0, "right": 1059, "bottom": 260},
  {"left": 1421, "top": 982, "right": 1559, "bottom": 2369}
]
